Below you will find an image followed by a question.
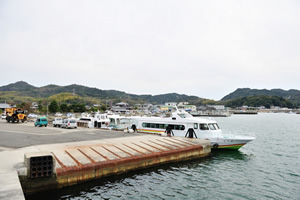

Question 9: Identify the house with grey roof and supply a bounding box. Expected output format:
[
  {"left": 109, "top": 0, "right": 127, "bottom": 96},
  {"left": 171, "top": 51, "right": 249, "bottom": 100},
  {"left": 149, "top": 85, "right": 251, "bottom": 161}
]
[{"left": 0, "top": 103, "right": 11, "bottom": 112}]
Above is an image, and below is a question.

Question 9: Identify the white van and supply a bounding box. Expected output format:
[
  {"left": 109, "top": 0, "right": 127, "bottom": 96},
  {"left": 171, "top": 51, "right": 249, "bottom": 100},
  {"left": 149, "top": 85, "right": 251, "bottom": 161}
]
[{"left": 61, "top": 118, "right": 77, "bottom": 129}]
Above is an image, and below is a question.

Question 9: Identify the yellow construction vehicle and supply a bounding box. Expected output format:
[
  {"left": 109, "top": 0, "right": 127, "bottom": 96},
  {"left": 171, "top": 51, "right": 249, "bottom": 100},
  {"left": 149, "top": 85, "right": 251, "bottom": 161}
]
[{"left": 5, "top": 108, "right": 27, "bottom": 123}]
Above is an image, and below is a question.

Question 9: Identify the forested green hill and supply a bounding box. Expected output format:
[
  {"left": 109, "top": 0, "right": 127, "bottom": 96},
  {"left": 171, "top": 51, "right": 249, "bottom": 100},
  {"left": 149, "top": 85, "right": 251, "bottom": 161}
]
[
  {"left": 222, "top": 88, "right": 300, "bottom": 106},
  {"left": 0, "top": 81, "right": 204, "bottom": 105},
  {"left": 0, "top": 82, "right": 299, "bottom": 108},
  {"left": 224, "top": 96, "right": 297, "bottom": 108}
]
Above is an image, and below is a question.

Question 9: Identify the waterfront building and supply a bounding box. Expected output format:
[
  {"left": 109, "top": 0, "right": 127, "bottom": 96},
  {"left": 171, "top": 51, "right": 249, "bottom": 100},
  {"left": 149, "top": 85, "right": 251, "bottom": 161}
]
[
  {"left": 111, "top": 102, "right": 129, "bottom": 114},
  {"left": 0, "top": 103, "right": 10, "bottom": 112},
  {"left": 177, "top": 102, "right": 189, "bottom": 107},
  {"left": 182, "top": 105, "right": 197, "bottom": 112},
  {"left": 209, "top": 105, "right": 225, "bottom": 110},
  {"left": 165, "top": 102, "right": 177, "bottom": 107},
  {"left": 31, "top": 102, "right": 38, "bottom": 111}
]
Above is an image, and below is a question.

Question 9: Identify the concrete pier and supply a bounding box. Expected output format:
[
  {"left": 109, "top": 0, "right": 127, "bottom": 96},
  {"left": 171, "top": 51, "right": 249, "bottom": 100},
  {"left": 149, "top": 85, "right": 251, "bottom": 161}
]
[{"left": 0, "top": 135, "right": 210, "bottom": 198}]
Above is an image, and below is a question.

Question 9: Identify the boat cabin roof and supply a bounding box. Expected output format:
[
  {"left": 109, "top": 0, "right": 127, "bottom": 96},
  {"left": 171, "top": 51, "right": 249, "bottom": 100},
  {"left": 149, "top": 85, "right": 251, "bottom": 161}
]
[{"left": 128, "top": 111, "right": 217, "bottom": 124}]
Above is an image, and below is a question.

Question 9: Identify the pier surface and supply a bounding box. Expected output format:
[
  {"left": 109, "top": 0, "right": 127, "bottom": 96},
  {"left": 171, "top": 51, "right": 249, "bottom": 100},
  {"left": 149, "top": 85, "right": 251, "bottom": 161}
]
[{"left": 0, "top": 122, "right": 210, "bottom": 199}]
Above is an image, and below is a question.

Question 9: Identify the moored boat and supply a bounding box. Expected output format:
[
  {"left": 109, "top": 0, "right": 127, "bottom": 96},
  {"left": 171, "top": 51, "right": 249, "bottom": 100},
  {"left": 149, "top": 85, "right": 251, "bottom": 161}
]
[
  {"left": 78, "top": 112, "right": 109, "bottom": 128},
  {"left": 107, "top": 114, "right": 135, "bottom": 131},
  {"left": 127, "top": 110, "right": 255, "bottom": 150}
]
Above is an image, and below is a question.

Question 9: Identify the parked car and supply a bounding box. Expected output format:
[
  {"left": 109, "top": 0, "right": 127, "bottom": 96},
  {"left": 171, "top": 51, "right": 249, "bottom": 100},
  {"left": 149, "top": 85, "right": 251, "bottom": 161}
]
[
  {"left": 53, "top": 117, "right": 63, "bottom": 127},
  {"left": 34, "top": 117, "right": 48, "bottom": 127},
  {"left": 1, "top": 113, "right": 6, "bottom": 120},
  {"left": 61, "top": 118, "right": 77, "bottom": 129}
]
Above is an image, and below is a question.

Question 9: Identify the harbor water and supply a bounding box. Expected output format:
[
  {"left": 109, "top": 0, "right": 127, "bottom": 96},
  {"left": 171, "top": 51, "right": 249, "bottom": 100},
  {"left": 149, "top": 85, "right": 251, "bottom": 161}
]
[{"left": 27, "top": 113, "right": 300, "bottom": 200}]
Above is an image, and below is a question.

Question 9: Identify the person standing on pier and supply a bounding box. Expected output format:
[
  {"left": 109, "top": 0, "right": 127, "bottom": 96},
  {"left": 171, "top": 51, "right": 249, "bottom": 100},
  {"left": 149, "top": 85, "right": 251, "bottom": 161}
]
[{"left": 165, "top": 125, "right": 173, "bottom": 137}]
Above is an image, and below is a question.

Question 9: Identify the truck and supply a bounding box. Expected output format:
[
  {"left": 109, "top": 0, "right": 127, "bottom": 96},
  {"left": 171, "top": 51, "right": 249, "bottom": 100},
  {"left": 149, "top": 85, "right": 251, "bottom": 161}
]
[
  {"left": 34, "top": 117, "right": 48, "bottom": 127},
  {"left": 5, "top": 108, "right": 27, "bottom": 123},
  {"left": 52, "top": 117, "right": 63, "bottom": 127}
]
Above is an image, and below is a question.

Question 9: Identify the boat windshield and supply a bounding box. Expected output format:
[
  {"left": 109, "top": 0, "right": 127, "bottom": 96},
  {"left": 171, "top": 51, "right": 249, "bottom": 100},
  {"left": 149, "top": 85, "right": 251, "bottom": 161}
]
[
  {"left": 120, "top": 119, "right": 128, "bottom": 124},
  {"left": 120, "top": 118, "right": 134, "bottom": 124},
  {"left": 200, "top": 123, "right": 209, "bottom": 130},
  {"left": 208, "top": 123, "right": 220, "bottom": 130}
]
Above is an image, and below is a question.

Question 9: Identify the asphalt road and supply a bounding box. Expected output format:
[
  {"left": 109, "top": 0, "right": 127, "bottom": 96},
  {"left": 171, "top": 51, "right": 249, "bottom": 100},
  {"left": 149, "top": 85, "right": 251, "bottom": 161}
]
[{"left": 0, "top": 119, "right": 141, "bottom": 151}]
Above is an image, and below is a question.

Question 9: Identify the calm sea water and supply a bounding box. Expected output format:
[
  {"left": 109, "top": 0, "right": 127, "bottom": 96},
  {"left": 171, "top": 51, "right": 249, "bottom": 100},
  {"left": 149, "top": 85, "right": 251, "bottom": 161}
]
[{"left": 28, "top": 113, "right": 300, "bottom": 200}]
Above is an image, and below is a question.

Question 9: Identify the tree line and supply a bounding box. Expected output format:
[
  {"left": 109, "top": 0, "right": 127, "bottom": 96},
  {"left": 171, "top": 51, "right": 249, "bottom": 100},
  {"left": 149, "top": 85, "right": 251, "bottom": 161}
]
[
  {"left": 48, "top": 100, "right": 107, "bottom": 113},
  {"left": 224, "top": 95, "right": 297, "bottom": 109},
  {"left": 15, "top": 100, "right": 107, "bottom": 114}
]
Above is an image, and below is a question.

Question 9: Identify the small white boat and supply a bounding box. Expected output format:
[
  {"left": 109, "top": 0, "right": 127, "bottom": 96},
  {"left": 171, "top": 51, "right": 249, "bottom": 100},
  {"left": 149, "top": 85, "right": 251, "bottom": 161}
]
[
  {"left": 78, "top": 112, "right": 109, "bottom": 128},
  {"left": 107, "top": 114, "right": 136, "bottom": 131},
  {"left": 127, "top": 110, "right": 255, "bottom": 150},
  {"left": 94, "top": 112, "right": 110, "bottom": 128}
]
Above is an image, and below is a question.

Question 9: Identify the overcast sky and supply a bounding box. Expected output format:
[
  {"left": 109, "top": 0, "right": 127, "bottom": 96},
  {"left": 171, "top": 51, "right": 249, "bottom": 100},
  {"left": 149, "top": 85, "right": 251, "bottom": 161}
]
[{"left": 1, "top": 0, "right": 299, "bottom": 100}]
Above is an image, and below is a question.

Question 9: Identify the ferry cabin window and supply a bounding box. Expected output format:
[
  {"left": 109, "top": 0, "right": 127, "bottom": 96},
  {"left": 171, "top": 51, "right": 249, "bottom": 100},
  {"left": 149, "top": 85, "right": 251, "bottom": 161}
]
[
  {"left": 208, "top": 124, "right": 216, "bottom": 130},
  {"left": 168, "top": 124, "right": 185, "bottom": 130},
  {"left": 194, "top": 123, "right": 198, "bottom": 129},
  {"left": 200, "top": 124, "right": 209, "bottom": 130},
  {"left": 142, "top": 123, "right": 185, "bottom": 130},
  {"left": 142, "top": 123, "right": 149, "bottom": 128},
  {"left": 160, "top": 124, "right": 166, "bottom": 129}
]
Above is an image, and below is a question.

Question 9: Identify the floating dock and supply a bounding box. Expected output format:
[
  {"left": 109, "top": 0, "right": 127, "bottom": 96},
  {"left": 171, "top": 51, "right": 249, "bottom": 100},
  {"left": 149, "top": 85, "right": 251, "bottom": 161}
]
[
  {"left": 0, "top": 135, "right": 210, "bottom": 199},
  {"left": 233, "top": 111, "right": 258, "bottom": 115},
  {"left": 191, "top": 114, "right": 230, "bottom": 117}
]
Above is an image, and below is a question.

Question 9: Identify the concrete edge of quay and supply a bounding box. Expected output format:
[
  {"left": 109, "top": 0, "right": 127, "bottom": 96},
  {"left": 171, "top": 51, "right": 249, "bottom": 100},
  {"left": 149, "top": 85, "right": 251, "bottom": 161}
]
[{"left": 0, "top": 135, "right": 211, "bottom": 199}]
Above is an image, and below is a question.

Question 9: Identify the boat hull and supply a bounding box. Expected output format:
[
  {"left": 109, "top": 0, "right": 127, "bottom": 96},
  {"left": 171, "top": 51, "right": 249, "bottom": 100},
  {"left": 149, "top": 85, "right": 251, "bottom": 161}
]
[
  {"left": 210, "top": 137, "right": 255, "bottom": 150},
  {"left": 211, "top": 143, "right": 246, "bottom": 150},
  {"left": 135, "top": 130, "right": 254, "bottom": 150}
]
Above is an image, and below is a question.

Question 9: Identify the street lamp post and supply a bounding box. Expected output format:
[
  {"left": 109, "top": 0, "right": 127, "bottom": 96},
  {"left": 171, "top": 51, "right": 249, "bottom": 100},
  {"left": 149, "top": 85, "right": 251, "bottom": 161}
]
[{"left": 46, "top": 101, "right": 49, "bottom": 117}]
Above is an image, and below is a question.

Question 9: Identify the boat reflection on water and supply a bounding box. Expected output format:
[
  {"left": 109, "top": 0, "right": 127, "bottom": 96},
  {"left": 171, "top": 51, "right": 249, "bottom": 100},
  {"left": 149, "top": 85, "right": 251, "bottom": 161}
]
[{"left": 210, "top": 149, "right": 251, "bottom": 161}]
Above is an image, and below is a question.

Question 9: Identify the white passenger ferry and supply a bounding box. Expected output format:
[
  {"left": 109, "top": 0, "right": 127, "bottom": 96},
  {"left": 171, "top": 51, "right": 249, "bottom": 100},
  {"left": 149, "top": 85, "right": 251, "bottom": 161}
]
[{"left": 128, "top": 110, "right": 255, "bottom": 150}]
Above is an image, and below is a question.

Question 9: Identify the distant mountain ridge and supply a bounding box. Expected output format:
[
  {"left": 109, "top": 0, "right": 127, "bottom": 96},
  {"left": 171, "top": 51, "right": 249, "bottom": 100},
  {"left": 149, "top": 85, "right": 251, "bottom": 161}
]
[
  {"left": 0, "top": 81, "right": 201, "bottom": 104},
  {"left": 0, "top": 81, "right": 36, "bottom": 91},
  {"left": 222, "top": 88, "right": 300, "bottom": 105},
  {"left": 1, "top": 82, "right": 300, "bottom": 106}
]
